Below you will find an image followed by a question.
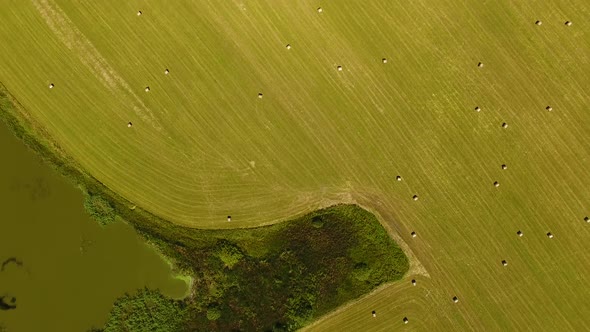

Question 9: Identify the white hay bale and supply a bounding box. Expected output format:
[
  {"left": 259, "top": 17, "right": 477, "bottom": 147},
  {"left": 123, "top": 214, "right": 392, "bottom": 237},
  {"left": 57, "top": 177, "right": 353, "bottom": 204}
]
[
  {"left": 227, "top": 215, "right": 232, "bottom": 222},
  {"left": 411, "top": 231, "right": 417, "bottom": 238},
  {"left": 137, "top": 11, "right": 142, "bottom": 16},
  {"left": 478, "top": 62, "right": 484, "bottom": 68},
  {"left": 536, "top": 20, "right": 542, "bottom": 26},
  {"left": 412, "top": 195, "right": 419, "bottom": 201},
  {"left": 286, "top": 44, "right": 291, "bottom": 50},
  {"left": 502, "top": 260, "right": 508, "bottom": 266},
  {"left": 127, "top": 122, "right": 133, "bottom": 128},
  {"left": 584, "top": 217, "right": 589, "bottom": 223},
  {"left": 403, "top": 317, "right": 409, "bottom": 324},
  {"left": 517, "top": 230, "right": 523, "bottom": 237},
  {"left": 48, "top": 83, "right": 54, "bottom": 89},
  {"left": 502, "top": 122, "right": 508, "bottom": 128},
  {"left": 501, "top": 164, "right": 507, "bottom": 170},
  {"left": 547, "top": 232, "right": 553, "bottom": 239},
  {"left": 396, "top": 175, "right": 402, "bottom": 181},
  {"left": 371, "top": 311, "right": 376, "bottom": 318},
  {"left": 317, "top": 7, "right": 323, "bottom": 13},
  {"left": 165, "top": 69, "right": 169, "bottom": 75},
  {"left": 258, "top": 93, "right": 263, "bottom": 99},
  {"left": 453, "top": 296, "right": 459, "bottom": 303},
  {"left": 546, "top": 106, "right": 552, "bottom": 111},
  {"left": 145, "top": 86, "right": 150, "bottom": 92},
  {"left": 337, "top": 65, "right": 343, "bottom": 71},
  {"left": 565, "top": 21, "right": 572, "bottom": 26},
  {"left": 474, "top": 106, "right": 481, "bottom": 112},
  {"left": 494, "top": 181, "right": 500, "bottom": 187},
  {"left": 411, "top": 279, "right": 416, "bottom": 286},
  {"left": 382, "top": 58, "right": 388, "bottom": 64}
]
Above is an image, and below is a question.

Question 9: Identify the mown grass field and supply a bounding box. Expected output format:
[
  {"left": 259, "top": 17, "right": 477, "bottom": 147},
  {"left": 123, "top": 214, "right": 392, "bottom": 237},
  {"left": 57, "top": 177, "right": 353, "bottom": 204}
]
[{"left": 1, "top": 0, "right": 590, "bottom": 330}]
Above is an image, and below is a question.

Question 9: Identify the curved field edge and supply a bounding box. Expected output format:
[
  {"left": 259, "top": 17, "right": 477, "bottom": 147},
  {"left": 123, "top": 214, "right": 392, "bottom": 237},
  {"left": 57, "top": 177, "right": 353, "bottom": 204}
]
[{"left": 0, "top": 84, "right": 410, "bottom": 331}]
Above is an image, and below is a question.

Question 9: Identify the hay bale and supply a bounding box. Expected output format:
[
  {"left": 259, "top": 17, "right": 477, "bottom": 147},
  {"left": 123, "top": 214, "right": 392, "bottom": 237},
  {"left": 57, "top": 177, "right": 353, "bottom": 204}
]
[
  {"left": 396, "top": 175, "right": 402, "bottom": 181},
  {"left": 494, "top": 181, "right": 500, "bottom": 187},
  {"left": 403, "top": 317, "right": 409, "bottom": 324},
  {"left": 535, "top": 20, "right": 542, "bottom": 26},
  {"left": 411, "top": 279, "right": 416, "bottom": 286},
  {"left": 165, "top": 69, "right": 169, "bottom": 75},
  {"left": 517, "top": 230, "right": 523, "bottom": 237},
  {"left": 48, "top": 83, "right": 54, "bottom": 89},
  {"left": 127, "top": 122, "right": 133, "bottom": 128},
  {"left": 478, "top": 62, "right": 484, "bottom": 68},
  {"left": 411, "top": 231, "right": 417, "bottom": 238},
  {"left": 565, "top": 21, "right": 572, "bottom": 26},
  {"left": 412, "top": 195, "right": 419, "bottom": 201},
  {"left": 145, "top": 86, "right": 150, "bottom": 92},
  {"left": 453, "top": 296, "right": 459, "bottom": 303},
  {"left": 474, "top": 106, "right": 481, "bottom": 112},
  {"left": 502, "top": 122, "right": 508, "bottom": 128},
  {"left": 227, "top": 215, "right": 232, "bottom": 222},
  {"left": 546, "top": 106, "right": 552, "bottom": 111},
  {"left": 547, "top": 232, "right": 553, "bottom": 239},
  {"left": 372, "top": 310, "right": 376, "bottom": 318},
  {"left": 317, "top": 7, "right": 323, "bottom": 13},
  {"left": 501, "top": 164, "right": 507, "bottom": 170},
  {"left": 337, "top": 65, "right": 343, "bottom": 71},
  {"left": 258, "top": 93, "right": 263, "bottom": 99},
  {"left": 286, "top": 44, "right": 291, "bottom": 50},
  {"left": 584, "top": 216, "right": 589, "bottom": 223},
  {"left": 502, "top": 260, "right": 508, "bottom": 266},
  {"left": 137, "top": 11, "right": 142, "bottom": 16},
  {"left": 382, "top": 58, "right": 388, "bottom": 64}
]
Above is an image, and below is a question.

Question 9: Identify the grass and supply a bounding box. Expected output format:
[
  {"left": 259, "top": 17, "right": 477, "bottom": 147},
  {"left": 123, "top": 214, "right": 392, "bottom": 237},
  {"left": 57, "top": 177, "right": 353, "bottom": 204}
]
[{"left": 1, "top": 0, "right": 590, "bottom": 331}]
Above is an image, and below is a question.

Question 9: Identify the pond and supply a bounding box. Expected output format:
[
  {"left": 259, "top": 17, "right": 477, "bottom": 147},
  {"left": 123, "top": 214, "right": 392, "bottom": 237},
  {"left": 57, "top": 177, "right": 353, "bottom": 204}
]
[{"left": 0, "top": 120, "right": 188, "bottom": 331}]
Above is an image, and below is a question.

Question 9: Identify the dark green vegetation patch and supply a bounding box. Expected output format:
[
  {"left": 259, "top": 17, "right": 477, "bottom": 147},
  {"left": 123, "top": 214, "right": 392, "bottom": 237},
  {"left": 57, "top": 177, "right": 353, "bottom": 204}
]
[{"left": 103, "top": 205, "right": 409, "bottom": 331}]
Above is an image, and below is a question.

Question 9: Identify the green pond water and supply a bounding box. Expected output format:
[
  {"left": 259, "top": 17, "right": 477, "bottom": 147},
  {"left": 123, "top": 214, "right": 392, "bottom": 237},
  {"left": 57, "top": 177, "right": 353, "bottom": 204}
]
[{"left": 0, "top": 121, "right": 188, "bottom": 331}]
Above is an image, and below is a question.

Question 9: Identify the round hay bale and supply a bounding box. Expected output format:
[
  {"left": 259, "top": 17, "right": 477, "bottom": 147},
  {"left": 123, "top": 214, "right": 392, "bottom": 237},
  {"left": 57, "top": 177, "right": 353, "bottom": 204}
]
[
  {"left": 337, "top": 65, "right": 343, "bottom": 71},
  {"left": 286, "top": 44, "right": 291, "bottom": 50},
  {"left": 411, "top": 279, "right": 416, "bottom": 286},
  {"left": 517, "top": 230, "right": 523, "bottom": 237},
  {"left": 546, "top": 106, "right": 553, "bottom": 111},
  {"left": 412, "top": 195, "right": 419, "bottom": 201},
  {"left": 145, "top": 86, "right": 150, "bottom": 92},
  {"left": 227, "top": 215, "right": 232, "bottom": 222},
  {"left": 317, "top": 7, "right": 323, "bottom": 13},
  {"left": 565, "top": 21, "right": 572, "bottom": 26},
  {"left": 453, "top": 296, "right": 459, "bottom": 303},
  {"left": 502, "top": 260, "right": 508, "bottom": 266},
  {"left": 371, "top": 310, "right": 376, "bottom": 318},
  {"left": 137, "top": 11, "right": 142, "bottom": 16},
  {"left": 258, "top": 93, "right": 263, "bottom": 99},
  {"left": 165, "top": 69, "right": 169, "bottom": 75},
  {"left": 535, "top": 20, "right": 542, "bottom": 26},
  {"left": 127, "top": 122, "right": 133, "bottom": 128},
  {"left": 502, "top": 122, "right": 508, "bottom": 128},
  {"left": 501, "top": 164, "right": 507, "bottom": 170},
  {"left": 403, "top": 317, "right": 409, "bottom": 324},
  {"left": 494, "top": 181, "right": 500, "bottom": 187},
  {"left": 584, "top": 216, "right": 589, "bottom": 223},
  {"left": 48, "top": 83, "right": 54, "bottom": 89},
  {"left": 474, "top": 106, "right": 481, "bottom": 112},
  {"left": 547, "top": 232, "right": 554, "bottom": 239},
  {"left": 382, "top": 58, "right": 388, "bottom": 64},
  {"left": 478, "top": 62, "right": 484, "bottom": 68},
  {"left": 396, "top": 175, "right": 402, "bottom": 181},
  {"left": 411, "top": 231, "right": 417, "bottom": 238}
]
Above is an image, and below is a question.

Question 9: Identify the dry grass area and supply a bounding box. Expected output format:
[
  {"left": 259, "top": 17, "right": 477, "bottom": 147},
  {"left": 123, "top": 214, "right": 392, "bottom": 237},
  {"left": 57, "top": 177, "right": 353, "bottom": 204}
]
[{"left": 1, "top": 0, "right": 590, "bottom": 330}]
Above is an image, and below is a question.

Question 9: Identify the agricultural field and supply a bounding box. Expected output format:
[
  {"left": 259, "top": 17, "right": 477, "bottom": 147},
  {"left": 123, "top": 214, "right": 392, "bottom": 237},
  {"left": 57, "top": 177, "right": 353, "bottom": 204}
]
[{"left": 1, "top": 0, "right": 590, "bottom": 331}]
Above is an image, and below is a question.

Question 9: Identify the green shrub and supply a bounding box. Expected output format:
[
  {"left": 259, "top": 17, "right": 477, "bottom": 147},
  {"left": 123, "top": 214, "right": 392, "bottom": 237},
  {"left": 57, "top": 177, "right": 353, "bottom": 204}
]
[{"left": 84, "top": 194, "right": 116, "bottom": 226}]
